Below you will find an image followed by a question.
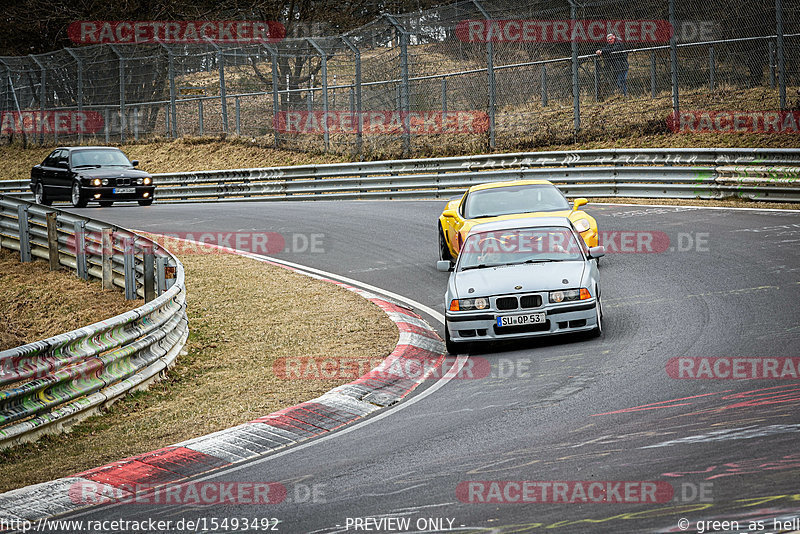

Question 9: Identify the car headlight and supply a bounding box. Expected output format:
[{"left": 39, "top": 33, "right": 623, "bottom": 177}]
[
  {"left": 449, "top": 297, "right": 490, "bottom": 311},
  {"left": 91, "top": 178, "right": 101, "bottom": 186},
  {"left": 102, "top": 178, "right": 108, "bottom": 185},
  {"left": 136, "top": 178, "right": 143, "bottom": 185},
  {"left": 549, "top": 288, "right": 591, "bottom": 303},
  {"left": 143, "top": 177, "right": 152, "bottom": 185},
  {"left": 573, "top": 218, "right": 591, "bottom": 232}
]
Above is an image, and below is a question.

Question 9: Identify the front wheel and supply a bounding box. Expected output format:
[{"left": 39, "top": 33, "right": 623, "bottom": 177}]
[
  {"left": 438, "top": 224, "right": 452, "bottom": 263},
  {"left": 71, "top": 181, "right": 88, "bottom": 208},
  {"left": 591, "top": 295, "right": 603, "bottom": 337},
  {"left": 34, "top": 183, "right": 52, "bottom": 206},
  {"left": 138, "top": 198, "right": 154, "bottom": 206}
]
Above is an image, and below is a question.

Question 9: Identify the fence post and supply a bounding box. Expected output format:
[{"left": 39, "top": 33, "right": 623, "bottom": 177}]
[
  {"left": 17, "top": 205, "right": 31, "bottom": 263},
  {"left": 2, "top": 62, "right": 28, "bottom": 147},
  {"left": 341, "top": 36, "right": 362, "bottom": 155},
  {"left": 104, "top": 108, "right": 110, "bottom": 143},
  {"left": 541, "top": 65, "right": 548, "bottom": 107},
  {"left": 205, "top": 39, "right": 228, "bottom": 133},
  {"left": 74, "top": 220, "right": 88, "bottom": 280},
  {"left": 134, "top": 106, "right": 139, "bottom": 140},
  {"left": 264, "top": 44, "right": 280, "bottom": 148},
  {"left": 769, "top": 41, "right": 776, "bottom": 90},
  {"left": 123, "top": 237, "right": 137, "bottom": 300},
  {"left": 158, "top": 42, "right": 177, "bottom": 138},
  {"left": 441, "top": 77, "right": 447, "bottom": 118},
  {"left": 307, "top": 38, "right": 330, "bottom": 152},
  {"left": 569, "top": 1, "right": 580, "bottom": 134},
  {"left": 651, "top": 51, "right": 657, "bottom": 98},
  {"left": 46, "top": 212, "right": 59, "bottom": 270},
  {"left": 102, "top": 229, "right": 113, "bottom": 290},
  {"left": 143, "top": 245, "right": 155, "bottom": 302},
  {"left": 66, "top": 49, "right": 84, "bottom": 143},
  {"left": 384, "top": 15, "right": 411, "bottom": 155},
  {"left": 235, "top": 96, "right": 241, "bottom": 135},
  {"left": 156, "top": 256, "right": 167, "bottom": 296},
  {"left": 198, "top": 99, "right": 204, "bottom": 135},
  {"left": 708, "top": 46, "right": 715, "bottom": 91},
  {"left": 669, "top": 0, "right": 680, "bottom": 117},
  {"left": 109, "top": 45, "right": 126, "bottom": 142},
  {"left": 776, "top": 0, "right": 786, "bottom": 110},
  {"left": 473, "top": 0, "right": 496, "bottom": 149},
  {"left": 593, "top": 57, "right": 599, "bottom": 101},
  {"left": 28, "top": 55, "right": 46, "bottom": 144}
]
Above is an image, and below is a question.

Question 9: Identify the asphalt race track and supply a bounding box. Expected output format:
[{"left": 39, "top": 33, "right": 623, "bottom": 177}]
[{"left": 55, "top": 200, "right": 800, "bottom": 534}]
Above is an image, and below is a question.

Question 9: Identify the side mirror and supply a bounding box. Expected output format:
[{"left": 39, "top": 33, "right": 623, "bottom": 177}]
[
  {"left": 588, "top": 246, "right": 605, "bottom": 259},
  {"left": 436, "top": 260, "right": 452, "bottom": 272},
  {"left": 442, "top": 209, "right": 457, "bottom": 218},
  {"left": 131, "top": 160, "right": 139, "bottom": 167},
  {"left": 573, "top": 198, "right": 588, "bottom": 210}
]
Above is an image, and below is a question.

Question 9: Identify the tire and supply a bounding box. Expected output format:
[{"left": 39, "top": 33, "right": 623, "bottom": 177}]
[
  {"left": 138, "top": 198, "right": 154, "bottom": 206},
  {"left": 591, "top": 295, "right": 603, "bottom": 337},
  {"left": 34, "top": 182, "right": 52, "bottom": 206},
  {"left": 445, "top": 322, "right": 465, "bottom": 354},
  {"left": 438, "top": 224, "right": 452, "bottom": 263},
  {"left": 99, "top": 201, "right": 114, "bottom": 207},
  {"left": 71, "top": 181, "right": 88, "bottom": 208}
]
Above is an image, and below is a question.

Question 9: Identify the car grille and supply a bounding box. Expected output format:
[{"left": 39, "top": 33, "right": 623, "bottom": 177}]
[
  {"left": 520, "top": 295, "right": 542, "bottom": 308},
  {"left": 116, "top": 177, "right": 131, "bottom": 186},
  {"left": 496, "top": 297, "right": 518, "bottom": 310}
]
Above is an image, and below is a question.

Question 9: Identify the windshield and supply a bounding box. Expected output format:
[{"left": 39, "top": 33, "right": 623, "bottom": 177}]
[
  {"left": 458, "top": 226, "right": 584, "bottom": 271},
  {"left": 71, "top": 149, "right": 132, "bottom": 168},
  {"left": 463, "top": 183, "right": 570, "bottom": 219}
]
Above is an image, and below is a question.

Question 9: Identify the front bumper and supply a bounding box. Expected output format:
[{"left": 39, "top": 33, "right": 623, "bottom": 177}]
[
  {"left": 81, "top": 185, "right": 155, "bottom": 201},
  {"left": 445, "top": 299, "right": 598, "bottom": 343}
]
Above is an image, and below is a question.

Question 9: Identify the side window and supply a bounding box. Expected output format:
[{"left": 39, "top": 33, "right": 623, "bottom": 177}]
[
  {"left": 42, "top": 150, "right": 59, "bottom": 167},
  {"left": 458, "top": 192, "right": 468, "bottom": 217},
  {"left": 54, "top": 150, "right": 68, "bottom": 168}
]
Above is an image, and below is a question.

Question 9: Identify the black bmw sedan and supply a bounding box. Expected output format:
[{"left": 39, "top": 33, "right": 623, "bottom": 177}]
[{"left": 30, "top": 146, "right": 155, "bottom": 207}]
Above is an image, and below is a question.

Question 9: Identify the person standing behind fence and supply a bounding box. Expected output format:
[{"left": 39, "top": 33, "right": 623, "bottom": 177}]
[{"left": 596, "top": 33, "right": 629, "bottom": 97}]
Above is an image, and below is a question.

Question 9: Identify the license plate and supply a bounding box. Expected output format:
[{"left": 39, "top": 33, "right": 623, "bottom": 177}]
[
  {"left": 497, "top": 313, "right": 546, "bottom": 327},
  {"left": 114, "top": 187, "right": 136, "bottom": 194}
]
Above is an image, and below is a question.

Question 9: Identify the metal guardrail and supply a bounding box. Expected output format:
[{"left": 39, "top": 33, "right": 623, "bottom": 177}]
[
  {"left": 3, "top": 148, "right": 798, "bottom": 203},
  {"left": 0, "top": 195, "right": 188, "bottom": 449}
]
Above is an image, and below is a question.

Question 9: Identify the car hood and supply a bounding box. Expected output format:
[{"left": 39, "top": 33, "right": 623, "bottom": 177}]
[
  {"left": 453, "top": 261, "right": 586, "bottom": 297},
  {"left": 77, "top": 167, "right": 151, "bottom": 178}
]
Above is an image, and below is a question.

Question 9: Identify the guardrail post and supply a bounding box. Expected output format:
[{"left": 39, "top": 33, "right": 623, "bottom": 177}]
[
  {"left": 46, "top": 212, "right": 59, "bottom": 270},
  {"left": 156, "top": 256, "right": 167, "bottom": 296},
  {"left": 123, "top": 237, "right": 137, "bottom": 300},
  {"left": 541, "top": 65, "right": 548, "bottom": 107},
  {"left": 102, "top": 229, "right": 113, "bottom": 289},
  {"left": 669, "top": 0, "right": 680, "bottom": 117},
  {"left": 384, "top": 15, "right": 411, "bottom": 155},
  {"left": 769, "top": 41, "right": 776, "bottom": 90},
  {"left": 307, "top": 38, "right": 329, "bottom": 152},
  {"left": 776, "top": 0, "right": 786, "bottom": 109},
  {"left": 708, "top": 46, "right": 715, "bottom": 91},
  {"left": 74, "top": 220, "right": 87, "bottom": 280},
  {"left": 341, "top": 36, "right": 362, "bottom": 155},
  {"left": 650, "top": 51, "right": 657, "bottom": 98},
  {"left": 17, "top": 205, "right": 31, "bottom": 263},
  {"left": 143, "top": 245, "right": 155, "bottom": 302}
]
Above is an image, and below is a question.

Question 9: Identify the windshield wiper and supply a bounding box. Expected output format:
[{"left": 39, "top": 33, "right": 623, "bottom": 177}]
[
  {"left": 460, "top": 263, "right": 493, "bottom": 271},
  {"left": 73, "top": 164, "right": 101, "bottom": 169},
  {"left": 512, "top": 258, "right": 564, "bottom": 265},
  {"left": 472, "top": 212, "right": 510, "bottom": 219}
]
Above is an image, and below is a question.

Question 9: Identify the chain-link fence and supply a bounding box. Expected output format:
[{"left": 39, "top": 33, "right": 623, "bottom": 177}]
[{"left": 0, "top": 0, "right": 797, "bottom": 157}]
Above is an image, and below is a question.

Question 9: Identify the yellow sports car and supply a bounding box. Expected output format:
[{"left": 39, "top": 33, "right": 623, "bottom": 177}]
[{"left": 438, "top": 180, "right": 598, "bottom": 263}]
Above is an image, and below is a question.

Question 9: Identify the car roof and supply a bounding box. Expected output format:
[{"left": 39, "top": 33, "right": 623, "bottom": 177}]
[
  {"left": 467, "top": 179, "right": 554, "bottom": 193},
  {"left": 55, "top": 146, "right": 122, "bottom": 152},
  {"left": 467, "top": 216, "right": 573, "bottom": 235}
]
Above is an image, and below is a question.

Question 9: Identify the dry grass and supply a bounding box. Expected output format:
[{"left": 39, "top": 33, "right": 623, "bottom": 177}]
[
  {"left": 0, "top": 248, "right": 140, "bottom": 351},
  {"left": 0, "top": 246, "right": 398, "bottom": 493}
]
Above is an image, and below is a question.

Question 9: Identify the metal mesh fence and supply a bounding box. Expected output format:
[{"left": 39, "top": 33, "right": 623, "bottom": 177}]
[{"left": 0, "top": 0, "right": 797, "bottom": 157}]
